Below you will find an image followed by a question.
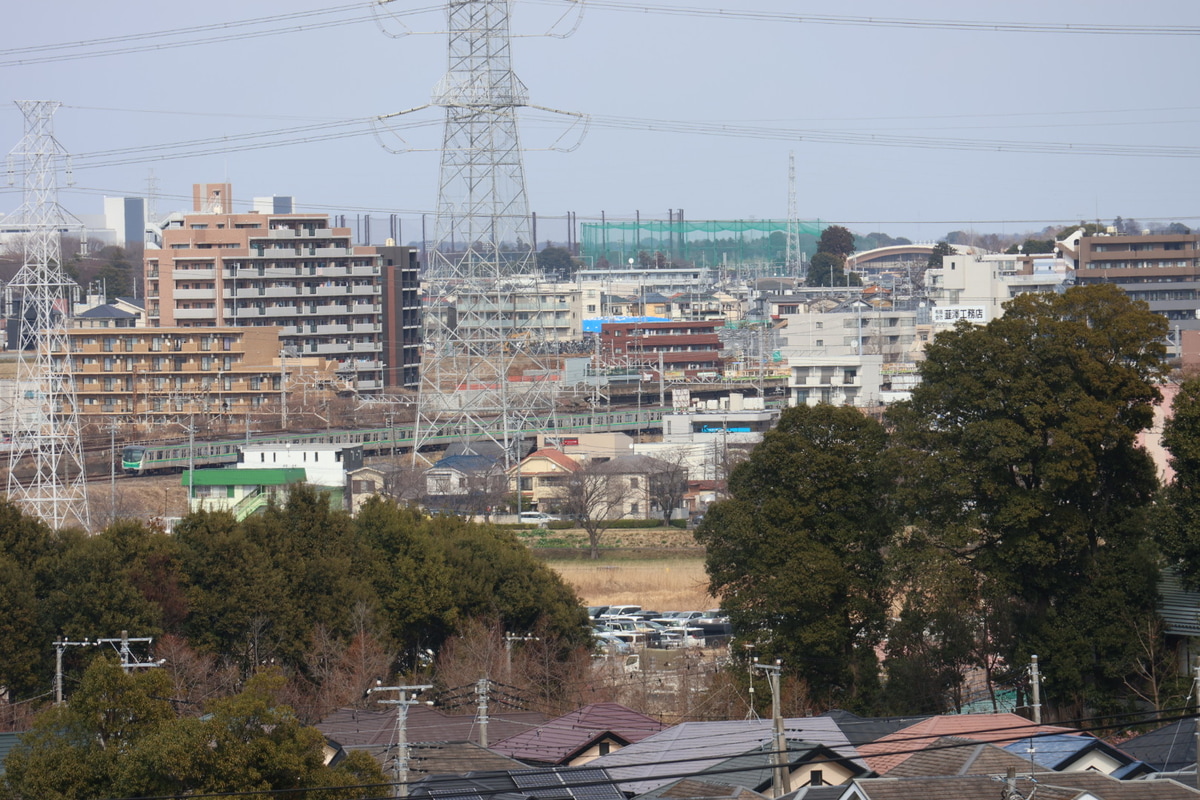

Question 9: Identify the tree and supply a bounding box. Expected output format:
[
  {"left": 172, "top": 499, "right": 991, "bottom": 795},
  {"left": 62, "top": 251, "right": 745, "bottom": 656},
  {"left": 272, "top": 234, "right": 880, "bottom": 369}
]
[
  {"left": 805, "top": 252, "right": 861, "bottom": 287},
  {"left": 536, "top": 246, "right": 577, "bottom": 279},
  {"left": 926, "top": 240, "right": 953, "bottom": 269},
  {"left": 696, "top": 404, "right": 896, "bottom": 710},
  {"left": 1155, "top": 378, "right": 1200, "bottom": 586},
  {"left": 561, "top": 460, "right": 628, "bottom": 559},
  {"left": 888, "top": 284, "right": 1169, "bottom": 712},
  {"left": 0, "top": 659, "right": 384, "bottom": 799},
  {"left": 93, "top": 246, "right": 137, "bottom": 300},
  {"left": 817, "top": 225, "right": 855, "bottom": 258},
  {"left": 645, "top": 451, "right": 689, "bottom": 525}
]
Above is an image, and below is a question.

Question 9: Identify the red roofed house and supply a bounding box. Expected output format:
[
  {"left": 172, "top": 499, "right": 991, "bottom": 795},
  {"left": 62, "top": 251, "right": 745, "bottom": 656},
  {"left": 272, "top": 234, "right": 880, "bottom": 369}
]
[
  {"left": 856, "top": 712, "right": 1078, "bottom": 775},
  {"left": 508, "top": 448, "right": 582, "bottom": 512},
  {"left": 492, "top": 702, "right": 666, "bottom": 767}
]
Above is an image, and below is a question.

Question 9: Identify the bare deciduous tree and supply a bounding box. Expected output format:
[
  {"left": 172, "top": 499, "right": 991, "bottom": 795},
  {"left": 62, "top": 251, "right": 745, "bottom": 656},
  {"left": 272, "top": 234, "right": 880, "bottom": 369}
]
[
  {"left": 645, "top": 451, "right": 689, "bottom": 525},
  {"left": 561, "top": 460, "right": 627, "bottom": 559}
]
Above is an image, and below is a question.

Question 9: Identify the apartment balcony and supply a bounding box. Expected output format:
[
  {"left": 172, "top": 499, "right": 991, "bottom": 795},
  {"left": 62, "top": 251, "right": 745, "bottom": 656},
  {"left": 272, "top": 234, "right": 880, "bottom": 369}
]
[
  {"left": 320, "top": 264, "right": 380, "bottom": 278},
  {"left": 313, "top": 284, "right": 378, "bottom": 297},
  {"left": 175, "top": 288, "right": 217, "bottom": 300},
  {"left": 175, "top": 268, "right": 216, "bottom": 280},
  {"left": 174, "top": 308, "right": 218, "bottom": 320}
]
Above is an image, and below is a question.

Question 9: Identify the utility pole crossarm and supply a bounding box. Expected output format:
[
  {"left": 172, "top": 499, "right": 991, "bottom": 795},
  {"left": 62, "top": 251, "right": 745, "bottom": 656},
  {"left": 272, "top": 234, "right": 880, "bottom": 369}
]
[{"left": 368, "top": 683, "right": 434, "bottom": 798}]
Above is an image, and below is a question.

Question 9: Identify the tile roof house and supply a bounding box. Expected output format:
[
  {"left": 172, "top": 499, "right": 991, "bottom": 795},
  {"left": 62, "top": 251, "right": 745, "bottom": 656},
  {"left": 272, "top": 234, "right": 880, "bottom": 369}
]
[
  {"left": 820, "top": 711, "right": 932, "bottom": 748},
  {"left": 1117, "top": 718, "right": 1197, "bottom": 773},
  {"left": 832, "top": 771, "right": 1200, "bottom": 799},
  {"left": 492, "top": 702, "right": 666, "bottom": 766},
  {"left": 590, "top": 717, "right": 864, "bottom": 796},
  {"left": 1000, "top": 732, "right": 1152, "bottom": 777},
  {"left": 409, "top": 764, "right": 627, "bottom": 800},
  {"left": 635, "top": 739, "right": 870, "bottom": 799},
  {"left": 881, "top": 736, "right": 1037, "bottom": 779},
  {"left": 509, "top": 448, "right": 582, "bottom": 512},
  {"left": 316, "top": 705, "right": 548, "bottom": 749},
  {"left": 856, "top": 713, "right": 1077, "bottom": 775}
]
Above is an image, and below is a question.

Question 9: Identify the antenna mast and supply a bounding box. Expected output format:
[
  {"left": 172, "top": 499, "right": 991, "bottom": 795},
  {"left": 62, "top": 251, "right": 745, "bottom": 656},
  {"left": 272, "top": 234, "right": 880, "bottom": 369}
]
[
  {"left": 413, "top": 0, "right": 557, "bottom": 466},
  {"left": 3, "top": 101, "right": 90, "bottom": 531}
]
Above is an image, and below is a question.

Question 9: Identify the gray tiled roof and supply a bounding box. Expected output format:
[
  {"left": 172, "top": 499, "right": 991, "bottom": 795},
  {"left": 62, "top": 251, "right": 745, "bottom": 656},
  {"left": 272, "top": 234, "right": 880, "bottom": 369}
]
[
  {"left": 590, "top": 718, "right": 862, "bottom": 796},
  {"left": 492, "top": 702, "right": 665, "bottom": 765},
  {"left": 317, "top": 705, "right": 548, "bottom": 748}
]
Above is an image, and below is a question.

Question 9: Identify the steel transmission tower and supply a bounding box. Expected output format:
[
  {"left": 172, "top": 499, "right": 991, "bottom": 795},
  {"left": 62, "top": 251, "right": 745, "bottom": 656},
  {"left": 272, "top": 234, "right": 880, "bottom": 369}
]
[
  {"left": 3, "top": 101, "right": 91, "bottom": 531},
  {"left": 414, "top": 0, "right": 557, "bottom": 465},
  {"left": 786, "top": 150, "right": 800, "bottom": 276}
]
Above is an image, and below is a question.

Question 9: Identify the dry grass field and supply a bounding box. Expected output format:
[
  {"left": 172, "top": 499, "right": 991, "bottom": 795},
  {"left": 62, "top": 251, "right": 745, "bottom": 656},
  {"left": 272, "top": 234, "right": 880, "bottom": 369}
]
[{"left": 548, "top": 558, "right": 717, "bottom": 612}]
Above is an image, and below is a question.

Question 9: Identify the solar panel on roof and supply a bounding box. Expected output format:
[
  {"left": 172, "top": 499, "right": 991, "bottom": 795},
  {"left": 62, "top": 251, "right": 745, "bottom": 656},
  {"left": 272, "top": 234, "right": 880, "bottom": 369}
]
[
  {"left": 512, "top": 772, "right": 565, "bottom": 788},
  {"left": 428, "top": 789, "right": 484, "bottom": 800}
]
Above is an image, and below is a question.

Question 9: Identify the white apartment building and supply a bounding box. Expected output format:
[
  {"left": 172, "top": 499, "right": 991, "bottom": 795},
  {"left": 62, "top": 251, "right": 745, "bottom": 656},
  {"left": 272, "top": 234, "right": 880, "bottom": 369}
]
[{"left": 781, "top": 301, "right": 926, "bottom": 408}]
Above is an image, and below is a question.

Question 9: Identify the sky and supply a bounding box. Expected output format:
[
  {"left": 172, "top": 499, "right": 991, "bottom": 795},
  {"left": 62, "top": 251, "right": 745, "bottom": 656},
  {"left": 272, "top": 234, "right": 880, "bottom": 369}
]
[{"left": 1, "top": 0, "right": 1197, "bottom": 245}]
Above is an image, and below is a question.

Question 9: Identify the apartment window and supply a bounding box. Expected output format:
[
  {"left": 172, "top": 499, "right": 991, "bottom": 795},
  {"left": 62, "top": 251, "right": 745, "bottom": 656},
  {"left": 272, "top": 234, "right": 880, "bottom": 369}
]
[
  {"left": 201, "top": 357, "right": 212, "bottom": 371},
  {"left": 102, "top": 337, "right": 116, "bottom": 352},
  {"left": 251, "top": 377, "right": 262, "bottom": 390},
  {"left": 630, "top": 503, "right": 639, "bottom": 514},
  {"left": 200, "top": 337, "right": 212, "bottom": 351},
  {"left": 222, "top": 337, "right": 234, "bottom": 351},
  {"left": 103, "top": 378, "right": 115, "bottom": 391},
  {"left": 102, "top": 357, "right": 114, "bottom": 372},
  {"left": 223, "top": 356, "right": 233, "bottom": 370},
  {"left": 629, "top": 477, "right": 639, "bottom": 489},
  {"left": 151, "top": 337, "right": 163, "bottom": 352},
  {"left": 123, "top": 338, "right": 134, "bottom": 352}
]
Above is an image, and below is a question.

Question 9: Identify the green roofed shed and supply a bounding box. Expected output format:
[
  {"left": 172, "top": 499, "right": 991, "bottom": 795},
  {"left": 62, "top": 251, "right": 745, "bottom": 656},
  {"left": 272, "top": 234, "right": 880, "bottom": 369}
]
[{"left": 181, "top": 468, "right": 307, "bottom": 487}]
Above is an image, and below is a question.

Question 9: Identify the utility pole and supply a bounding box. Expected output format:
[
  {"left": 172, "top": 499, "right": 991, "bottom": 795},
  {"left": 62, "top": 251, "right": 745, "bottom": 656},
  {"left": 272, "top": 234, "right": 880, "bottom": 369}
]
[
  {"left": 1029, "top": 654, "right": 1041, "bottom": 725},
  {"left": 279, "top": 348, "right": 288, "bottom": 430},
  {"left": 96, "top": 630, "right": 158, "bottom": 673},
  {"left": 751, "top": 658, "right": 791, "bottom": 797},
  {"left": 475, "top": 678, "right": 490, "bottom": 748},
  {"left": 368, "top": 683, "right": 432, "bottom": 798},
  {"left": 54, "top": 637, "right": 96, "bottom": 704},
  {"left": 505, "top": 633, "right": 537, "bottom": 677}
]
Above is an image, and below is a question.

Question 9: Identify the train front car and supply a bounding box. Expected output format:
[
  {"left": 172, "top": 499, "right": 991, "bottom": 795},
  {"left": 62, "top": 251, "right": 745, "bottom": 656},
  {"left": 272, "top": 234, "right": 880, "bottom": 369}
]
[{"left": 121, "top": 446, "right": 147, "bottom": 475}]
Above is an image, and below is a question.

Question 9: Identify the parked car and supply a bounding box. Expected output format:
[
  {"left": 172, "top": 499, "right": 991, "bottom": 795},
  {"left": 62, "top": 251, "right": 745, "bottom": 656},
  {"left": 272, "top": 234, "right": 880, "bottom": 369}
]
[
  {"left": 518, "top": 511, "right": 558, "bottom": 527},
  {"left": 587, "top": 605, "right": 610, "bottom": 619},
  {"left": 600, "top": 604, "right": 642, "bottom": 619},
  {"left": 593, "top": 631, "right": 630, "bottom": 654}
]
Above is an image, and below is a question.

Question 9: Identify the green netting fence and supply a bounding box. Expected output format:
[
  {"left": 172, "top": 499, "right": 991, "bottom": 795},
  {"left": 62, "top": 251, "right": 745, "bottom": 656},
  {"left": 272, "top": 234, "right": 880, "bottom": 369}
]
[{"left": 579, "top": 219, "right": 827, "bottom": 269}]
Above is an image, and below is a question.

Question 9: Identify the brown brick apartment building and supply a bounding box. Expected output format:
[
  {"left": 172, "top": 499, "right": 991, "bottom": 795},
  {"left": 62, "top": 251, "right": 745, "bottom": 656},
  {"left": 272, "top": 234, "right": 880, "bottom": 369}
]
[
  {"left": 1075, "top": 231, "right": 1200, "bottom": 326},
  {"left": 599, "top": 319, "right": 724, "bottom": 379},
  {"left": 60, "top": 327, "right": 310, "bottom": 422},
  {"left": 145, "top": 183, "right": 420, "bottom": 392}
]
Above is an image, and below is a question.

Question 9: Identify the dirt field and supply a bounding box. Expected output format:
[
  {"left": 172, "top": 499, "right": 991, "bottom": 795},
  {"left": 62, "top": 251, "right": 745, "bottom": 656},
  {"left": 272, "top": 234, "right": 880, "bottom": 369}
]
[{"left": 547, "top": 558, "right": 717, "bottom": 611}]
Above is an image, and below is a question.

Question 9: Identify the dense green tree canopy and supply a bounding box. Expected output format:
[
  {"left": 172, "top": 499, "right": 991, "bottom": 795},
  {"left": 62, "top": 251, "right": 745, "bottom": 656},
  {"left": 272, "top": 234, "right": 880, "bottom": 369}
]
[
  {"left": 1155, "top": 378, "right": 1200, "bottom": 586},
  {"left": 0, "top": 659, "right": 383, "bottom": 800},
  {"left": 817, "top": 225, "right": 855, "bottom": 258},
  {"left": 888, "top": 284, "right": 1168, "bottom": 709},
  {"left": 0, "top": 488, "right": 588, "bottom": 709},
  {"left": 696, "top": 404, "right": 896, "bottom": 710}
]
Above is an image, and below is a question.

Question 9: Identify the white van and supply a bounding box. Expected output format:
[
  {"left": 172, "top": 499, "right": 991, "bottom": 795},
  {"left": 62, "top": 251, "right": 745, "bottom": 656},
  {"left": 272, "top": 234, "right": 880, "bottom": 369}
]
[{"left": 518, "top": 511, "right": 557, "bottom": 527}]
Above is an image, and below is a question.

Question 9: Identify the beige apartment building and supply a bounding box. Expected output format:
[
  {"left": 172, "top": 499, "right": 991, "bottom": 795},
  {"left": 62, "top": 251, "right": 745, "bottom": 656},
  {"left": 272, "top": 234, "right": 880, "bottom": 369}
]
[
  {"left": 145, "top": 183, "right": 388, "bottom": 391},
  {"left": 60, "top": 327, "right": 329, "bottom": 422}
]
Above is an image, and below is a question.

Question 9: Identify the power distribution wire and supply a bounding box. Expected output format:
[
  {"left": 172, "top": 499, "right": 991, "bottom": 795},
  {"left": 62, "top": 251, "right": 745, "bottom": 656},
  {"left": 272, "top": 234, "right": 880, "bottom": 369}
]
[
  {"left": 531, "top": 0, "right": 1200, "bottom": 36},
  {"left": 0, "top": 3, "right": 444, "bottom": 68},
  {"left": 74, "top": 708, "right": 1200, "bottom": 800}
]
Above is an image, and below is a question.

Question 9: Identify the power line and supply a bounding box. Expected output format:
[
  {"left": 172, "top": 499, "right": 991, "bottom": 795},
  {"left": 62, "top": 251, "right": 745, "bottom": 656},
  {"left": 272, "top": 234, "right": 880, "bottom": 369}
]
[
  {"left": 532, "top": 0, "right": 1200, "bottom": 37},
  {"left": 0, "top": 3, "right": 444, "bottom": 68}
]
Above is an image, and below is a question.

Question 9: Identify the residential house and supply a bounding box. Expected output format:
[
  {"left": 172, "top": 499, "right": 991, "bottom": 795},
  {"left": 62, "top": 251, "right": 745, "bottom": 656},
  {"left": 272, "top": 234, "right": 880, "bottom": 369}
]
[
  {"left": 856, "top": 713, "right": 1079, "bottom": 775},
  {"left": 492, "top": 702, "right": 665, "bottom": 767},
  {"left": 510, "top": 447, "right": 581, "bottom": 512},
  {"left": 590, "top": 718, "right": 864, "bottom": 797},
  {"left": 1000, "top": 733, "right": 1151, "bottom": 777},
  {"left": 409, "top": 765, "right": 627, "bottom": 800},
  {"left": 634, "top": 740, "right": 870, "bottom": 798}
]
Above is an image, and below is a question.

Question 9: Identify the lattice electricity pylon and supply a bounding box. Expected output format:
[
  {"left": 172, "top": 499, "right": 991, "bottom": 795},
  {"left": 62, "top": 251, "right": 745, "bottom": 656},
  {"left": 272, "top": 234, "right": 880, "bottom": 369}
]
[
  {"left": 3, "top": 101, "right": 91, "bottom": 531},
  {"left": 786, "top": 150, "right": 800, "bottom": 276},
  {"left": 413, "top": 0, "right": 561, "bottom": 466}
]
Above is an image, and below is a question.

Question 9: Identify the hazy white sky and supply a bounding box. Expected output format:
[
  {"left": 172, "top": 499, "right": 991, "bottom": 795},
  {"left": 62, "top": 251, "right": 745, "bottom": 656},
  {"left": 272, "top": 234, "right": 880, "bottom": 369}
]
[{"left": 1, "top": 0, "right": 1197, "bottom": 243}]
